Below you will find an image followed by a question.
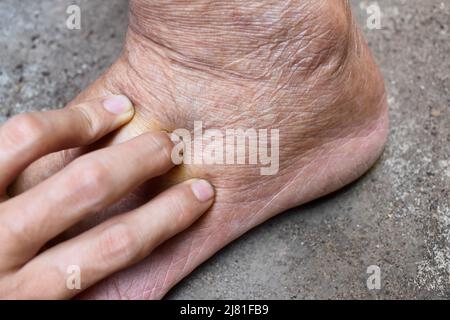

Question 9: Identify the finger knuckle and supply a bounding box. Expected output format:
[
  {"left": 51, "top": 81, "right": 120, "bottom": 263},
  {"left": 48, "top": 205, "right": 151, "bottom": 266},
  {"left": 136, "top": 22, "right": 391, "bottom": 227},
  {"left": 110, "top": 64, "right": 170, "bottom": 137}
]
[
  {"left": 0, "top": 213, "right": 34, "bottom": 245},
  {"left": 1, "top": 113, "right": 46, "bottom": 150},
  {"left": 162, "top": 191, "right": 192, "bottom": 232},
  {"left": 67, "top": 158, "right": 110, "bottom": 200},
  {"left": 74, "top": 105, "right": 101, "bottom": 141},
  {"left": 97, "top": 223, "right": 142, "bottom": 266},
  {"left": 146, "top": 132, "right": 174, "bottom": 167}
]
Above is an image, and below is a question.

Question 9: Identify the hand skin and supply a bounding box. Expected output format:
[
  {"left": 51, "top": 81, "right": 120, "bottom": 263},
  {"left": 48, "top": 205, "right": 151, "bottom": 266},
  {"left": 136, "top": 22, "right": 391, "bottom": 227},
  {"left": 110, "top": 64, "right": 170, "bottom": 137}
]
[
  {"left": 14, "top": 0, "right": 389, "bottom": 299},
  {"left": 0, "top": 95, "right": 214, "bottom": 299}
]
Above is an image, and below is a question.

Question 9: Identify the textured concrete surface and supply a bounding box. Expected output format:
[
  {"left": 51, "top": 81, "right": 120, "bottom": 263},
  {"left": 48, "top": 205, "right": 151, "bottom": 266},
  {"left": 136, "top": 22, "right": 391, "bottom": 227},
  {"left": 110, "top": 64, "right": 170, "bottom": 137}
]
[{"left": 0, "top": 0, "right": 448, "bottom": 299}]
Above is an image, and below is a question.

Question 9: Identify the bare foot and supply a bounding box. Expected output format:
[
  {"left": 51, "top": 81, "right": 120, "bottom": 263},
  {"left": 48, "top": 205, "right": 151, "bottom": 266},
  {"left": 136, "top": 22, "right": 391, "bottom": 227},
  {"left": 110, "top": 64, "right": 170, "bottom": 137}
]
[{"left": 14, "top": 0, "right": 388, "bottom": 299}]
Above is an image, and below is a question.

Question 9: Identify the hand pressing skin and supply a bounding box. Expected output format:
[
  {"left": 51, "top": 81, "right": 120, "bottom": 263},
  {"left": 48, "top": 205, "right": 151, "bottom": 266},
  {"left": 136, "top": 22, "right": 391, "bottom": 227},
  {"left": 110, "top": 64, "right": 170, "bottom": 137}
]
[
  {"left": 0, "top": 96, "right": 214, "bottom": 299},
  {"left": 14, "top": 0, "right": 389, "bottom": 299}
]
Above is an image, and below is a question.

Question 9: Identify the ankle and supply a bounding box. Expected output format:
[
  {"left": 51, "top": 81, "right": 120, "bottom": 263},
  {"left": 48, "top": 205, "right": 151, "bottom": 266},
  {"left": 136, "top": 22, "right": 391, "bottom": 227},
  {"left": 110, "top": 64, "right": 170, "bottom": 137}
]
[{"left": 126, "top": 0, "right": 354, "bottom": 78}]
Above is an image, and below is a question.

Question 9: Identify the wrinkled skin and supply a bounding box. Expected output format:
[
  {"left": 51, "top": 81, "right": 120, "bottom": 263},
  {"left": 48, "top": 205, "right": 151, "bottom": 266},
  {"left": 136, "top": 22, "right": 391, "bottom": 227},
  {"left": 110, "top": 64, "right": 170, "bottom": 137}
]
[{"left": 14, "top": 0, "right": 388, "bottom": 299}]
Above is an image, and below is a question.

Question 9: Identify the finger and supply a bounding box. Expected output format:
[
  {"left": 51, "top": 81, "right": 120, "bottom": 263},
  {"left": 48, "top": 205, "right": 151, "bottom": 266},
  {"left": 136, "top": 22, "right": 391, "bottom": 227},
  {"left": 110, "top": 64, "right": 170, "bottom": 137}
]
[
  {"left": 0, "top": 131, "right": 175, "bottom": 265},
  {"left": 0, "top": 95, "right": 134, "bottom": 193},
  {"left": 16, "top": 179, "right": 214, "bottom": 299}
]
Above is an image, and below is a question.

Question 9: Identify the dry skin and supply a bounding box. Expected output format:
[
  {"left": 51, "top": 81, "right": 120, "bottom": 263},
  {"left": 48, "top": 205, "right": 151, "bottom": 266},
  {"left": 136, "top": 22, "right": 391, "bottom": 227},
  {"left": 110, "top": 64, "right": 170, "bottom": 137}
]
[{"left": 16, "top": 0, "right": 389, "bottom": 299}]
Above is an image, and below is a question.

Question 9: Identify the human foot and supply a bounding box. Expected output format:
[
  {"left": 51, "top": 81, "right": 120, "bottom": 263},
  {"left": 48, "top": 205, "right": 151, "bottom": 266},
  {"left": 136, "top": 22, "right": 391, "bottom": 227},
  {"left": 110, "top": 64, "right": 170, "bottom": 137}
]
[{"left": 15, "top": 0, "right": 388, "bottom": 299}]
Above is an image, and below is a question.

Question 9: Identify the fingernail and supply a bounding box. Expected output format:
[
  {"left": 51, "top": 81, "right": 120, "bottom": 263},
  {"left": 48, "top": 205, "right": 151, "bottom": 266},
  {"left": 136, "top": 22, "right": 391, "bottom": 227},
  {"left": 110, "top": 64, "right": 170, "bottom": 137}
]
[
  {"left": 103, "top": 95, "right": 133, "bottom": 115},
  {"left": 190, "top": 179, "right": 215, "bottom": 202}
]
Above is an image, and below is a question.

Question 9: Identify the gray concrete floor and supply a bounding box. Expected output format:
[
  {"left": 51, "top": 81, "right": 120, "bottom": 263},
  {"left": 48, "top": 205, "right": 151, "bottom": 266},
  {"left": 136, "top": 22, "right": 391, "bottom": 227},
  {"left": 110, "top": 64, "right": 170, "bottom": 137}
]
[{"left": 0, "top": 0, "right": 448, "bottom": 299}]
